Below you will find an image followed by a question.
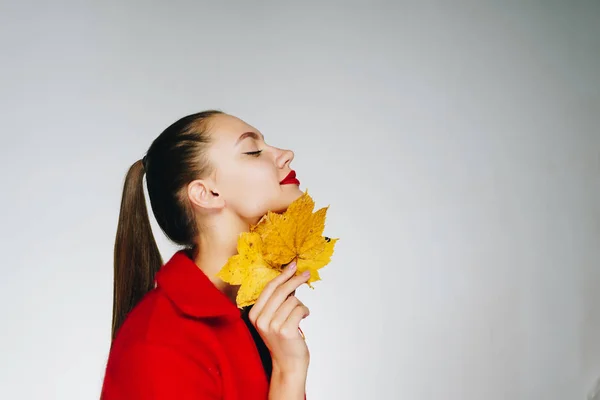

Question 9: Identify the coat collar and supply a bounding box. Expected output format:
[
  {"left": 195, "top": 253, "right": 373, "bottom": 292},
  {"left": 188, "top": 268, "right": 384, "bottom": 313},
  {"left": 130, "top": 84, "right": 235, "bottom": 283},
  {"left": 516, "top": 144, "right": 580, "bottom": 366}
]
[{"left": 155, "top": 249, "right": 241, "bottom": 320}]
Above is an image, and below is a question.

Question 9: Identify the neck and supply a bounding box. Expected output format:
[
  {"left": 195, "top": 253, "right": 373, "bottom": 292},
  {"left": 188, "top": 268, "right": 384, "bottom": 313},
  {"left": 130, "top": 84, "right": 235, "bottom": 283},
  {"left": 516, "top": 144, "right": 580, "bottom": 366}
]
[{"left": 192, "top": 212, "right": 250, "bottom": 304}]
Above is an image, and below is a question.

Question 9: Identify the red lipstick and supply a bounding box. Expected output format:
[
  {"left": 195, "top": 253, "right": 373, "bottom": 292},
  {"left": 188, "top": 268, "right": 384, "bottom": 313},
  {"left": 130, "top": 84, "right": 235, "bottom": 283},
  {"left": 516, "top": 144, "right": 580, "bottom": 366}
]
[{"left": 280, "top": 170, "right": 300, "bottom": 186}]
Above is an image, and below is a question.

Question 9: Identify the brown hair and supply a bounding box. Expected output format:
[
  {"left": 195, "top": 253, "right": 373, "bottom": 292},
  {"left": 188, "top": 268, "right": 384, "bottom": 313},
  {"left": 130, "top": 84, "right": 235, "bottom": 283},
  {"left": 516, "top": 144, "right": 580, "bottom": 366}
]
[{"left": 111, "top": 110, "right": 223, "bottom": 341}]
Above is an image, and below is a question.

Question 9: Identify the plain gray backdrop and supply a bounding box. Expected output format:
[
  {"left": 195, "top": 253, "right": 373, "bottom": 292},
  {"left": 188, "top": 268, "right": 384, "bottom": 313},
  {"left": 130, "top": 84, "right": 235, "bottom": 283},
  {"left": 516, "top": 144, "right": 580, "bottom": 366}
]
[{"left": 1, "top": 1, "right": 599, "bottom": 399}]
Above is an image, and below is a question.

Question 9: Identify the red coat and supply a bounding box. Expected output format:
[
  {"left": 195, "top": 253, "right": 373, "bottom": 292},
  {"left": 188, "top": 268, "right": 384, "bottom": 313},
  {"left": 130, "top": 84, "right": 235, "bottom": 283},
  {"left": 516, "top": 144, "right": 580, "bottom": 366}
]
[{"left": 101, "top": 250, "right": 271, "bottom": 399}]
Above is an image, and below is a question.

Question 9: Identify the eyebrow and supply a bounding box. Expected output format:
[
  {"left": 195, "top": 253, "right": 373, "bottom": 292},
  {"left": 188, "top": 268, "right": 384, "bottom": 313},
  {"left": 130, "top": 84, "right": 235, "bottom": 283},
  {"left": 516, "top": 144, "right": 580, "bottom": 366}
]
[{"left": 235, "top": 131, "right": 264, "bottom": 145}]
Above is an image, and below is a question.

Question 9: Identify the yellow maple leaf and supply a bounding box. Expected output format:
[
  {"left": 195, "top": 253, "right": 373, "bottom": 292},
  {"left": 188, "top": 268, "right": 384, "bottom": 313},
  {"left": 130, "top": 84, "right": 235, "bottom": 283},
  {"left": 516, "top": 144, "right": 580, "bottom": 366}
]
[
  {"left": 235, "top": 265, "right": 280, "bottom": 308},
  {"left": 252, "top": 191, "right": 337, "bottom": 287},
  {"left": 217, "top": 232, "right": 264, "bottom": 285},
  {"left": 217, "top": 190, "right": 338, "bottom": 308},
  {"left": 216, "top": 232, "right": 279, "bottom": 308}
]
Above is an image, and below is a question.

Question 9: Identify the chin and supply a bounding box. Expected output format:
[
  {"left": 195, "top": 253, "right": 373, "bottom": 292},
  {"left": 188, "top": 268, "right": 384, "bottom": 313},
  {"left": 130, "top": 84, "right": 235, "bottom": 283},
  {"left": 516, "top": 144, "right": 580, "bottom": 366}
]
[
  {"left": 266, "top": 187, "right": 303, "bottom": 214},
  {"left": 283, "top": 185, "right": 304, "bottom": 203},
  {"left": 245, "top": 187, "right": 303, "bottom": 223},
  {"left": 287, "top": 185, "right": 304, "bottom": 197}
]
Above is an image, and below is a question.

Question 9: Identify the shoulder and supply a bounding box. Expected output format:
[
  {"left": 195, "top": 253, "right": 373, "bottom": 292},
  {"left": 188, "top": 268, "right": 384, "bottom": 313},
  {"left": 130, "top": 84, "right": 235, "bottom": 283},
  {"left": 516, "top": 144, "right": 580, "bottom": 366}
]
[
  {"left": 103, "top": 289, "right": 224, "bottom": 399},
  {"left": 102, "top": 340, "right": 222, "bottom": 399},
  {"left": 111, "top": 286, "right": 221, "bottom": 363}
]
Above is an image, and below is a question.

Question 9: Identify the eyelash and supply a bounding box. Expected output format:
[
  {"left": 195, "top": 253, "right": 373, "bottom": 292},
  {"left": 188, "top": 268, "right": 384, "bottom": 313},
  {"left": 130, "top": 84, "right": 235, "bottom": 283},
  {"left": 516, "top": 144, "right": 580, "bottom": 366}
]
[{"left": 244, "top": 150, "right": 263, "bottom": 157}]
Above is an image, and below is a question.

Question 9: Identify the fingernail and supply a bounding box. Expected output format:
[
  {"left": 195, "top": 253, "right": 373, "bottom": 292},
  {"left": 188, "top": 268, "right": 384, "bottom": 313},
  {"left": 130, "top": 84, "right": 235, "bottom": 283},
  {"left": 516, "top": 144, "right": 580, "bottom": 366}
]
[
  {"left": 288, "top": 262, "right": 297, "bottom": 271},
  {"left": 302, "top": 270, "right": 310, "bottom": 277}
]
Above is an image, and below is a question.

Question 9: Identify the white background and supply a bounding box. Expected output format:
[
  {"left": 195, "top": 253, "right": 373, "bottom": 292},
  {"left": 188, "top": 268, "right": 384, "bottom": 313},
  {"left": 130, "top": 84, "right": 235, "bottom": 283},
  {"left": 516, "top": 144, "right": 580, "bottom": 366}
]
[{"left": 1, "top": 1, "right": 599, "bottom": 399}]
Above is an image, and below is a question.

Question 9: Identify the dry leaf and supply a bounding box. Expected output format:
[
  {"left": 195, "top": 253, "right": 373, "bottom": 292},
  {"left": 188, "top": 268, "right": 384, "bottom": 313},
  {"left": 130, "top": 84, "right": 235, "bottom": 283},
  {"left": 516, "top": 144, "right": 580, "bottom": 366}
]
[
  {"left": 252, "top": 191, "right": 337, "bottom": 286},
  {"left": 216, "top": 232, "right": 281, "bottom": 308},
  {"left": 217, "top": 190, "right": 338, "bottom": 307}
]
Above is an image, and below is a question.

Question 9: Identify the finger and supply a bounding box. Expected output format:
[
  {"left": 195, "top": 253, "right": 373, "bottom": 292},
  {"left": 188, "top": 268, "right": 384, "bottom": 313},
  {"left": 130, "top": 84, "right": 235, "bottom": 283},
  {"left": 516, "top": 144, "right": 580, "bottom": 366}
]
[
  {"left": 269, "top": 295, "right": 303, "bottom": 332},
  {"left": 257, "top": 271, "right": 310, "bottom": 326},
  {"left": 249, "top": 261, "right": 298, "bottom": 323},
  {"left": 280, "top": 304, "right": 310, "bottom": 339}
]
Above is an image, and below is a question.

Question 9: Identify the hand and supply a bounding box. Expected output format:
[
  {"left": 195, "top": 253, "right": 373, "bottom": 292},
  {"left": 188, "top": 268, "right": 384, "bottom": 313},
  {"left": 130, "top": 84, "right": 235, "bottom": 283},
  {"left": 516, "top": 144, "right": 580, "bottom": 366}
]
[{"left": 248, "top": 261, "right": 311, "bottom": 374}]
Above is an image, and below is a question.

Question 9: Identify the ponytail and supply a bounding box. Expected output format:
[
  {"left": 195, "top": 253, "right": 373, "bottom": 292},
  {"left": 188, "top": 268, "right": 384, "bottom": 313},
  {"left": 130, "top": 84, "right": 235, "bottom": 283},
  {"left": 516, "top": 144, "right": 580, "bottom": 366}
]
[
  {"left": 110, "top": 111, "right": 222, "bottom": 340},
  {"left": 111, "top": 159, "right": 163, "bottom": 341}
]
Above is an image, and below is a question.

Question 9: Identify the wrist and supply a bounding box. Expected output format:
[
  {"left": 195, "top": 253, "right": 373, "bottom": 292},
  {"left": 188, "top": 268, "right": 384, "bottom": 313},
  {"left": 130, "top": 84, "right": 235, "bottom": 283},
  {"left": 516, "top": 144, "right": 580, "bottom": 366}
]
[
  {"left": 269, "top": 365, "right": 307, "bottom": 400},
  {"left": 272, "top": 359, "right": 309, "bottom": 377}
]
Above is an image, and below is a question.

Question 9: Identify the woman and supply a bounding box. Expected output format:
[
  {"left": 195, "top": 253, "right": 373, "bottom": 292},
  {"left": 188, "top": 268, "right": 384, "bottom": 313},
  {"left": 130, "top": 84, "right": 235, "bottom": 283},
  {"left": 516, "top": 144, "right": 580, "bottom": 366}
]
[{"left": 101, "top": 110, "right": 311, "bottom": 399}]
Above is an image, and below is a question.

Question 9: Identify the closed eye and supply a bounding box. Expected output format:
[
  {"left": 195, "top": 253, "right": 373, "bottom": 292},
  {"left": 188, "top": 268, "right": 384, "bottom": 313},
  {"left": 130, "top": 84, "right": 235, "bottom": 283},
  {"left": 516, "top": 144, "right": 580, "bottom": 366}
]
[{"left": 244, "top": 150, "right": 263, "bottom": 157}]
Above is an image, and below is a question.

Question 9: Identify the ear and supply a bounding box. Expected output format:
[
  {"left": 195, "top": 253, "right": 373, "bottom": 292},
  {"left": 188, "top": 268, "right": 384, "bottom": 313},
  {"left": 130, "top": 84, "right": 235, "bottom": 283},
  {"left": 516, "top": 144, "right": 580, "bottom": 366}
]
[{"left": 187, "top": 179, "right": 225, "bottom": 210}]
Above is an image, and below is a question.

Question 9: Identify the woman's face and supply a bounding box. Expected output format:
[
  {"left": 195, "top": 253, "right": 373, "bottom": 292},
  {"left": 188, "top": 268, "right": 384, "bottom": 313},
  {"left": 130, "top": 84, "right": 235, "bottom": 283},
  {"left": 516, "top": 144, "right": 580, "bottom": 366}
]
[{"left": 204, "top": 113, "right": 303, "bottom": 223}]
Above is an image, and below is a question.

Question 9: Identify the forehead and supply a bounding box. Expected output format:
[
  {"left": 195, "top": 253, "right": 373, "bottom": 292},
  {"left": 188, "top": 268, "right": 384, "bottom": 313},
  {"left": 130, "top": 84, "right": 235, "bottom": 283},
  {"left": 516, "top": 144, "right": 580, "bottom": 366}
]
[{"left": 207, "top": 114, "right": 260, "bottom": 142}]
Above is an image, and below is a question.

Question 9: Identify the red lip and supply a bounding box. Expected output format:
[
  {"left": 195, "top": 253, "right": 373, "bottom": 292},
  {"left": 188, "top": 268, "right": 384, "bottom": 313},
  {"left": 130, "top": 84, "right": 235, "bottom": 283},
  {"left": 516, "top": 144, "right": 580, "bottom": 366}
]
[{"left": 280, "top": 170, "right": 300, "bottom": 185}]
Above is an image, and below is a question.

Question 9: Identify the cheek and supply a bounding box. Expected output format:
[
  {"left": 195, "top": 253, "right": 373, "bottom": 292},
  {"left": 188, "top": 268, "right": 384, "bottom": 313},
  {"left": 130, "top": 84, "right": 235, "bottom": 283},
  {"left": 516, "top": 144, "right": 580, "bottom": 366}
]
[
  {"left": 221, "top": 167, "right": 281, "bottom": 218},
  {"left": 238, "top": 166, "right": 278, "bottom": 195}
]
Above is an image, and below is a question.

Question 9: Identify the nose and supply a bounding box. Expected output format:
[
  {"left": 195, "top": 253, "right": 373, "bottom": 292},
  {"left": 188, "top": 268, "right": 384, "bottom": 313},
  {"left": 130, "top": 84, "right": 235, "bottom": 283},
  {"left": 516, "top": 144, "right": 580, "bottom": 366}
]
[{"left": 276, "top": 148, "right": 294, "bottom": 169}]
